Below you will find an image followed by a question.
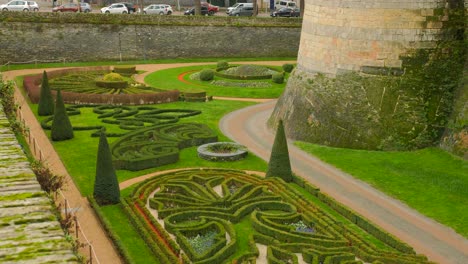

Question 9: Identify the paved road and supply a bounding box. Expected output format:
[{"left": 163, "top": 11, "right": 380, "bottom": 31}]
[{"left": 220, "top": 100, "right": 468, "bottom": 264}]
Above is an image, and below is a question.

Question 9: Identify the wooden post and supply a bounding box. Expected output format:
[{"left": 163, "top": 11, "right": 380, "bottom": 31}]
[
  {"left": 64, "top": 199, "right": 68, "bottom": 217},
  {"left": 75, "top": 216, "right": 79, "bottom": 239},
  {"left": 89, "top": 245, "right": 93, "bottom": 264},
  {"left": 32, "top": 137, "right": 36, "bottom": 156}
]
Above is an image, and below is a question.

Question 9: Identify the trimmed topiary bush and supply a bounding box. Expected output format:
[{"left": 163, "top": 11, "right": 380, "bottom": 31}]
[
  {"left": 200, "top": 69, "right": 215, "bottom": 81},
  {"left": 103, "top": 72, "right": 124, "bottom": 81},
  {"left": 266, "top": 119, "right": 292, "bottom": 182},
  {"left": 50, "top": 89, "right": 74, "bottom": 141},
  {"left": 217, "top": 61, "right": 229, "bottom": 70},
  {"left": 282, "top": 64, "right": 294, "bottom": 73},
  {"left": 272, "top": 73, "right": 284, "bottom": 84},
  {"left": 93, "top": 128, "right": 120, "bottom": 205},
  {"left": 113, "top": 65, "right": 136, "bottom": 76},
  {"left": 38, "top": 71, "right": 55, "bottom": 116}
]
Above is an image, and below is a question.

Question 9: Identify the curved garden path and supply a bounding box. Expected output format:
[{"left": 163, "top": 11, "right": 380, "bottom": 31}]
[
  {"left": 219, "top": 100, "right": 468, "bottom": 264},
  {"left": 4, "top": 61, "right": 467, "bottom": 264}
]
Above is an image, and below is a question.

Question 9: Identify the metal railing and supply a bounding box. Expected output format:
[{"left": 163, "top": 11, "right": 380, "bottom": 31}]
[{"left": 1, "top": 58, "right": 66, "bottom": 70}]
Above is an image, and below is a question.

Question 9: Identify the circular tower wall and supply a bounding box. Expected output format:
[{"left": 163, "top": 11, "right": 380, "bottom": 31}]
[{"left": 271, "top": 0, "right": 466, "bottom": 150}]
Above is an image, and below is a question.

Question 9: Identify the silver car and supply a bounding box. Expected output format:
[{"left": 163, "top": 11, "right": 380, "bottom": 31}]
[
  {"left": 0, "top": 0, "right": 30, "bottom": 11},
  {"left": 143, "top": 4, "right": 172, "bottom": 15},
  {"left": 80, "top": 2, "right": 92, "bottom": 13},
  {"left": 27, "top": 1, "right": 39, "bottom": 11}
]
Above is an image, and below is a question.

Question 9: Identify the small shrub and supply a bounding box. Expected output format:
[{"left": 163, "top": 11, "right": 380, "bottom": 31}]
[
  {"left": 94, "top": 129, "right": 120, "bottom": 205},
  {"left": 31, "top": 160, "right": 64, "bottom": 193},
  {"left": 103, "top": 73, "right": 124, "bottom": 82},
  {"left": 199, "top": 69, "right": 215, "bottom": 81},
  {"left": 272, "top": 73, "right": 284, "bottom": 84},
  {"left": 38, "top": 71, "right": 55, "bottom": 116},
  {"left": 217, "top": 61, "right": 229, "bottom": 70},
  {"left": 51, "top": 89, "right": 74, "bottom": 141},
  {"left": 266, "top": 120, "right": 292, "bottom": 182},
  {"left": 282, "top": 64, "right": 294, "bottom": 73}
]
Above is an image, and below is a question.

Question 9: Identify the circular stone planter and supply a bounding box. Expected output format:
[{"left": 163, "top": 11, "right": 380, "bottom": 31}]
[{"left": 197, "top": 142, "right": 248, "bottom": 162}]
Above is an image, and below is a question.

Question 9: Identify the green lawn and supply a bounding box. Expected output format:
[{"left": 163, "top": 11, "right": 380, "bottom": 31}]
[
  {"left": 1, "top": 57, "right": 295, "bottom": 72},
  {"left": 294, "top": 142, "right": 468, "bottom": 238},
  {"left": 144, "top": 64, "right": 289, "bottom": 98}
]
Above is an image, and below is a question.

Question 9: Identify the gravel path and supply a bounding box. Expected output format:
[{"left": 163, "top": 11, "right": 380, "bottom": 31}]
[{"left": 219, "top": 100, "right": 468, "bottom": 264}]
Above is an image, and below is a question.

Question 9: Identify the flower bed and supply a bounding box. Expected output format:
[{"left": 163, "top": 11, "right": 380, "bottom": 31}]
[{"left": 23, "top": 67, "right": 179, "bottom": 105}]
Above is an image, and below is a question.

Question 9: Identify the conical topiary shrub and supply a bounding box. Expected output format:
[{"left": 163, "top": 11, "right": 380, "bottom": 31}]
[
  {"left": 50, "top": 89, "right": 74, "bottom": 141},
  {"left": 93, "top": 129, "right": 120, "bottom": 205},
  {"left": 38, "top": 71, "right": 54, "bottom": 116},
  {"left": 266, "top": 119, "right": 293, "bottom": 182}
]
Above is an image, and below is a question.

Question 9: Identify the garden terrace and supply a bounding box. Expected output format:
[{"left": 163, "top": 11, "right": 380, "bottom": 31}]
[
  {"left": 23, "top": 67, "right": 179, "bottom": 105},
  {"left": 0, "top": 106, "right": 77, "bottom": 263},
  {"left": 125, "top": 168, "right": 431, "bottom": 263}
]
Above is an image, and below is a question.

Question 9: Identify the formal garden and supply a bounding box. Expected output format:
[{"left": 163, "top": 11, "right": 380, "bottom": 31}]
[{"left": 4, "top": 58, "right": 466, "bottom": 263}]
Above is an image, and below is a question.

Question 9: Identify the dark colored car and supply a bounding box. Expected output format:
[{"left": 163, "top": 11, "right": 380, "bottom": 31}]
[
  {"left": 118, "top": 2, "right": 137, "bottom": 13},
  {"left": 184, "top": 6, "right": 209, "bottom": 16},
  {"left": 270, "top": 7, "right": 300, "bottom": 17},
  {"left": 52, "top": 3, "right": 80, "bottom": 12}
]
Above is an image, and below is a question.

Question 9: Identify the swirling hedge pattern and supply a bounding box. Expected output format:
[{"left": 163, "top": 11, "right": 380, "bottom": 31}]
[
  {"left": 40, "top": 104, "right": 202, "bottom": 137},
  {"left": 111, "top": 123, "right": 217, "bottom": 171},
  {"left": 127, "top": 169, "right": 431, "bottom": 264}
]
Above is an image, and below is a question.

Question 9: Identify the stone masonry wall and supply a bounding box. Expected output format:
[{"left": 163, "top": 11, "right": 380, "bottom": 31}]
[
  {"left": 271, "top": 0, "right": 466, "bottom": 151},
  {"left": 298, "top": 0, "right": 447, "bottom": 76},
  {"left": 0, "top": 22, "right": 300, "bottom": 64}
]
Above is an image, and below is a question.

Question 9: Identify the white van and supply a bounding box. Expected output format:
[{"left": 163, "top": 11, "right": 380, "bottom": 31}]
[
  {"left": 226, "top": 2, "right": 252, "bottom": 14},
  {"left": 228, "top": 3, "right": 254, "bottom": 16},
  {"left": 275, "top": 0, "right": 296, "bottom": 10}
]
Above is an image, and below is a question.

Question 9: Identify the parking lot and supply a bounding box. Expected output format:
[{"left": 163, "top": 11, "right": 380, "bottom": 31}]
[{"left": 1, "top": 0, "right": 274, "bottom": 16}]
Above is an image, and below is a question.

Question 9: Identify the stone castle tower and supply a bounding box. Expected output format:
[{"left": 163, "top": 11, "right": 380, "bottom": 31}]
[{"left": 270, "top": 0, "right": 466, "bottom": 151}]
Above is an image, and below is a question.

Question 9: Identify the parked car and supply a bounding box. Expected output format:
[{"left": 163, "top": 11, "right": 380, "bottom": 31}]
[
  {"left": 80, "top": 2, "right": 92, "bottom": 13},
  {"left": 115, "top": 2, "right": 138, "bottom": 13},
  {"left": 274, "top": 0, "right": 296, "bottom": 10},
  {"left": 101, "top": 3, "right": 128, "bottom": 14},
  {"left": 143, "top": 4, "right": 172, "bottom": 15},
  {"left": 270, "top": 7, "right": 300, "bottom": 17},
  {"left": 27, "top": 1, "right": 38, "bottom": 11},
  {"left": 226, "top": 2, "right": 249, "bottom": 14},
  {"left": 52, "top": 3, "right": 80, "bottom": 12},
  {"left": 0, "top": 0, "right": 31, "bottom": 11},
  {"left": 228, "top": 4, "right": 254, "bottom": 16},
  {"left": 201, "top": 2, "right": 218, "bottom": 15},
  {"left": 184, "top": 6, "right": 208, "bottom": 16}
]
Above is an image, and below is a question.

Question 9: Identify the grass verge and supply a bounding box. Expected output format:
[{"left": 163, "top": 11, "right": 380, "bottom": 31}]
[{"left": 294, "top": 142, "right": 468, "bottom": 238}]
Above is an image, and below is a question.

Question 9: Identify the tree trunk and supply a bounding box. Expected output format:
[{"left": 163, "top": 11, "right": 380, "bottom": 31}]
[
  {"left": 300, "top": 0, "right": 304, "bottom": 17},
  {"left": 195, "top": 0, "right": 201, "bottom": 15},
  {"left": 253, "top": 0, "right": 258, "bottom": 17}
]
